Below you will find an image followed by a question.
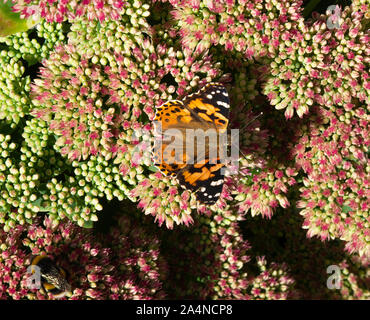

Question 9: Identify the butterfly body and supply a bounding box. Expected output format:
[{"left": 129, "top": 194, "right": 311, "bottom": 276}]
[{"left": 153, "top": 83, "right": 230, "bottom": 204}]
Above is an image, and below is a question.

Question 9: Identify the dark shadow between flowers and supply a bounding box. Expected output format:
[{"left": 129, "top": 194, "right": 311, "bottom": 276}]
[
  {"left": 92, "top": 197, "right": 123, "bottom": 234},
  {"left": 97, "top": 198, "right": 212, "bottom": 299},
  {"left": 20, "top": 57, "right": 42, "bottom": 81},
  {"left": 160, "top": 72, "right": 177, "bottom": 88},
  {"left": 303, "top": 0, "right": 352, "bottom": 18},
  {"left": 159, "top": 216, "right": 221, "bottom": 300},
  {"left": 28, "top": 28, "right": 45, "bottom": 47},
  {"left": 239, "top": 203, "right": 347, "bottom": 299},
  {"left": 147, "top": 1, "right": 173, "bottom": 27}
]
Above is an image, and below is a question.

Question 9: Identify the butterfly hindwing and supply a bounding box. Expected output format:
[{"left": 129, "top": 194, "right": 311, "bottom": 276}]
[{"left": 177, "top": 160, "right": 225, "bottom": 204}]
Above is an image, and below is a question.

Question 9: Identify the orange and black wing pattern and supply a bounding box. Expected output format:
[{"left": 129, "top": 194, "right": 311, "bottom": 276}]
[
  {"left": 182, "top": 82, "right": 230, "bottom": 132},
  {"left": 153, "top": 83, "right": 230, "bottom": 204},
  {"left": 153, "top": 100, "right": 190, "bottom": 176}
]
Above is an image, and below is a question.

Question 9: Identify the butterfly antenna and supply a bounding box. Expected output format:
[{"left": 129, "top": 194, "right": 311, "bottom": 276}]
[
  {"left": 227, "top": 112, "right": 263, "bottom": 164},
  {"left": 227, "top": 139, "right": 250, "bottom": 164},
  {"left": 237, "top": 111, "right": 263, "bottom": 133}
]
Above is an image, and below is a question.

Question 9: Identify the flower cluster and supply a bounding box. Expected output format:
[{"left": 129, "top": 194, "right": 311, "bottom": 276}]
[
  {"left": 335, "top": 254, "right": 370, "bottom": 299},
  {"left": 10, "top": 0, "right": 137, "bottom": 23},
  {"left": 247, "top": 256, "right": 294, "bottom": 300},
  {"left": 31, "top": 42, "right": 144, "bottom": 161},
  {"left": 0, "top": 20, "right": 66, "bottom": 65},
  {"left": 227, "top": 95, "right": 299, "bottom": 220},
  {"left": 31, "top": 15, "right": 225, "bottom": 227},
  {"left": 231, "top": 164, "right": 298, "bottom": 219},
  {"left": 0, "top": 49, "right": 30, "bottom": 125},
  {"left": 262, "top": 2, "right": 369, "bottom": 118},
  {"left": 0, "top": 0, "right": 368, "bottom": 301},
  {"left": 0, "top": 131, "right": 46, "bottom": 231},
  {"left": 166, "top": 0, "right": 303, "bottom": 58},
  {"left": 242, "top": 207, "right": 370, "bottom": 299},
  {"left": 159, "top": 205, "right": 296, "bottom": 299},
  {"left": 159, "top": 209, "right": 249, "bottom": 299},
  {"left": 295, "top": 104, "right": 369, "bottom": 258},
  {"left": 107, "top": 212, "right": 167, "bottom": 299},
  {"left": 129, "top": 171, "right": 196, "bottom": 229},
  {"left": 0, "top": 115, "right": 109, "bottom": 229},
  {"left": 0, "top": 210, "right": 165, "bottom": 299}
]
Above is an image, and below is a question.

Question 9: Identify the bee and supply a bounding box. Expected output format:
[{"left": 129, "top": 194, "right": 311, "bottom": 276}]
[{"left": 30, "top": 255, "right": 71, "bottom": 298}]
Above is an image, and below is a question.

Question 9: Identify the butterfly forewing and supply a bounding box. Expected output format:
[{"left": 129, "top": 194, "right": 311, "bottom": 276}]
[{"left": 183, "top": 82, "right": 230, "bottom": 132}]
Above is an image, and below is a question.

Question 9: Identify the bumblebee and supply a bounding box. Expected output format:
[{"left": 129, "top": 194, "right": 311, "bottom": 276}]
[{"left": 30, "top": 255, "right": 71, "bottom": 298}]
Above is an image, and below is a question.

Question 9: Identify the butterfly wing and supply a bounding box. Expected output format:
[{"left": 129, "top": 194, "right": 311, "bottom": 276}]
[
  {"left": 152, "top": 83, "right": 230, "bottom": 204},
  {"left": 177, "top": 160, "right": 225, "bottom": 204},
  {"left": 153, "top": 100, "right": 191, "bottom": 176},
  {"left": 180, "top": 83, "right": 230, "bottom": 204},
  {"left": 182, "top": 82, "right": 230, "bottom": 132}
]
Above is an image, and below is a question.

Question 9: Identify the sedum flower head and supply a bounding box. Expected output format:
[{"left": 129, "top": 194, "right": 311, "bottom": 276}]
[
  {"left": 0, "top": 20, "right": 66, "bottom": 65},
  {"left": 228, "top": 95, "right": 299, "bottom": 220},
  {"left": 129, "top": 171, "right": 196, "bottom": 229},
  {"left": 248, "top": 256, "right": 295, "bottom": 300},
  {"left": 31, "top": 15, "right": 225, "bottom": 227},
  {"left": 262, "top": 2, "right": 369, "bottom": 118},
  {"left": 160, "top": 207, "right": 252, "bottom": 299},
  {"left": 295, "top": 104, "right": 369, "bottom": 258},
  {"left": 334, "top": 254, "right": 370, "bottom": 299},
  {"left": 0, "top": 212, "right": 165, "bottom": 299},
  {"left": 167, "top": 0, "right": 303, "bottom": 58},
  {"left": 10, "top": 0, "right": 138, "bottom": 23},
  {"left": 242, "top": 207, "right": 369, "bottom": 299},
  {"left": 0, "top": 49, "right": 30, "bottom": 124},
  {"left": 232, "top": 164, "right": 298, "bottom": 219},
  {"left": 159, "top": 204, "right": 296, "bottom": 299}
]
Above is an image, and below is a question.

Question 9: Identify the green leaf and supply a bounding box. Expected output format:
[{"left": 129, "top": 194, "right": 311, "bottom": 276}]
[
  {"left": 83, "top": 220, "right": 94, "bottom": 229},
  {"left": 31, "top": 197, "right": 52, "bottom": 212},
  {"left": 148, "top": 165, "right": 159, "bottom": 172},
  {"left": 0, "top": 1, "right": 39, "bottom": 37},
  {"left": 342, "top": 205, "right": 352, "bottom": 214}
]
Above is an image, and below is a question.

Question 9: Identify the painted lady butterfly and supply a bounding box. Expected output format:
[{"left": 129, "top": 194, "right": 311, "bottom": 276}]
[{"left": 153, "top": 83, "right": 230, "bottom": 204}]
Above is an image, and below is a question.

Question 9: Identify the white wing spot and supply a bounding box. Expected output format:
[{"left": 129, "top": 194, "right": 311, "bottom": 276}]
[
  {"left": 210, "top": 179, "right": 223, "bottom": 186},
  {"left": 207, "top": 94, "right": 213, "bottom": 99},
  {"left": 216, "top": 101, "right": 230, "bottom": 108}
]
